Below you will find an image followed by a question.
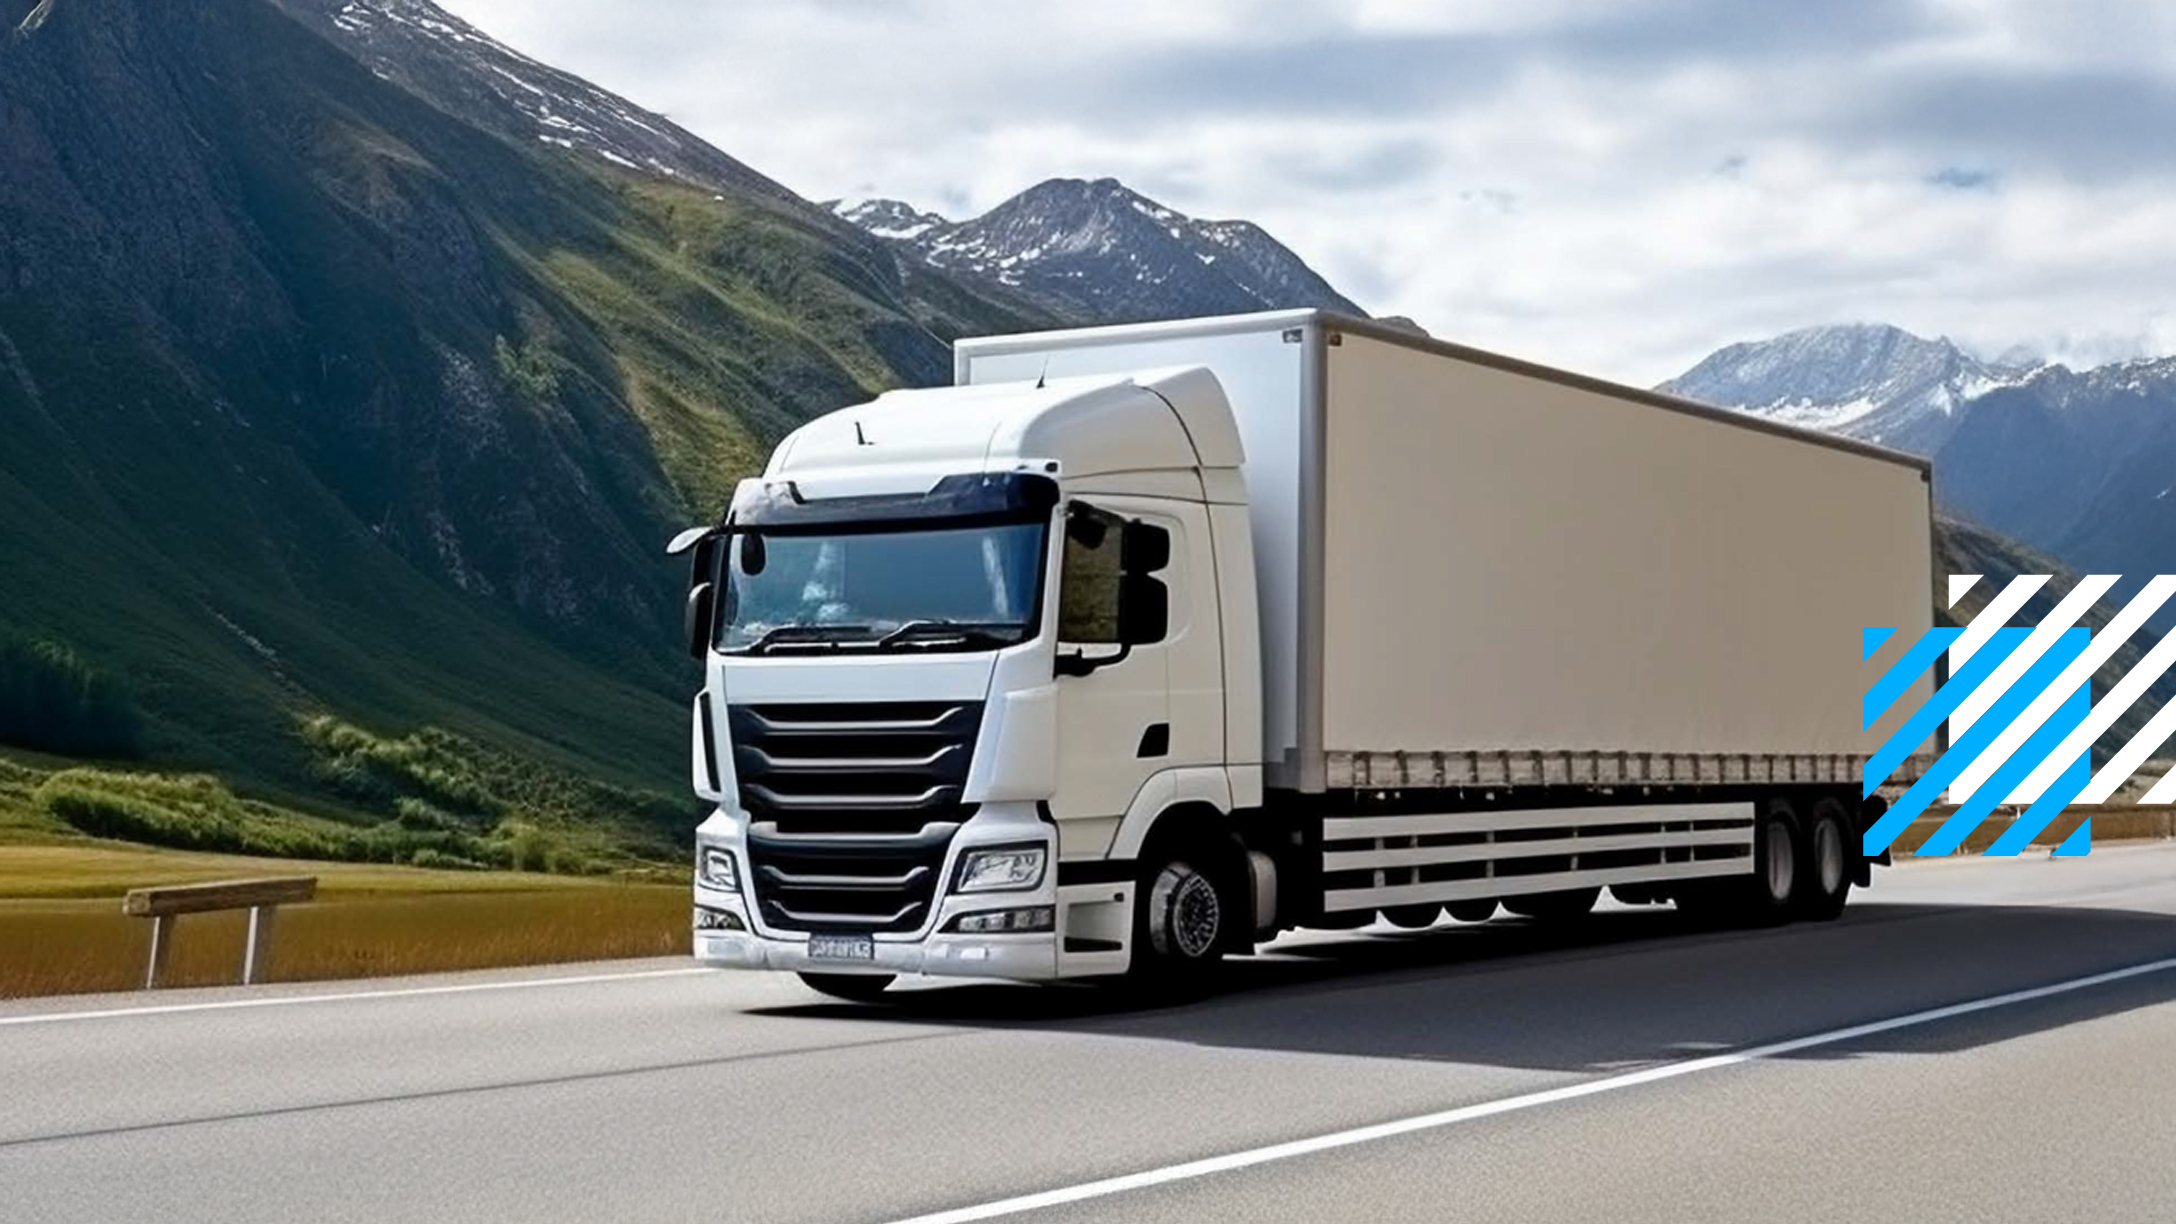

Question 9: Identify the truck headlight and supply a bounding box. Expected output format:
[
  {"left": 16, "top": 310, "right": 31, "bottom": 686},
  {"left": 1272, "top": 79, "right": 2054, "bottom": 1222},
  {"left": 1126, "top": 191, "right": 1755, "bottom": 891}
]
[
  {"left": 697, "top": 845, "right": 739, "bottom": 892},
  {"left": 953, "top": 844, "right": 1047, "bottom": 893},
  {"left": 694, "top": 905, "right": 745, "bottom": 932}
]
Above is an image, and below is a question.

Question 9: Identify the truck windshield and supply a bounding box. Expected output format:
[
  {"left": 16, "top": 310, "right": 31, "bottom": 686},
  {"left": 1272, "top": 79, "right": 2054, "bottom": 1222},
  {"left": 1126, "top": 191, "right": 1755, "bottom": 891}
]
[{"left": 716, "top": 522, "right": 1045, "bottom": 654}]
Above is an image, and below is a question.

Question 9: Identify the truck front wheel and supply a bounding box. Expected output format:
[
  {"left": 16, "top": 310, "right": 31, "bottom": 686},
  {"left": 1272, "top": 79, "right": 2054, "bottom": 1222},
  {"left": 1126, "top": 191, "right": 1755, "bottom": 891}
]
[{"left": 1133, "top": 841, "right": 1241, "bottom": 982}]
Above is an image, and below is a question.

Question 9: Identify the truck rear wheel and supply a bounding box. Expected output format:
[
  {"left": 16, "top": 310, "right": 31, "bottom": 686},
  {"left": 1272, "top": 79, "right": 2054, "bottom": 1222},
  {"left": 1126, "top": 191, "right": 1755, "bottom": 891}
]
[
  {"left": 1798, "top": 797, "right": 1853, "bottom": 921},
  {"left": 1679, "top": 799, "right": 1801, "bottom": 927},
  {"left": 797, "top": 972, "right": 895, "bottom": 1002},
  {"left": 1503, "top": 888, "right": 1599, "bottom": 922}
]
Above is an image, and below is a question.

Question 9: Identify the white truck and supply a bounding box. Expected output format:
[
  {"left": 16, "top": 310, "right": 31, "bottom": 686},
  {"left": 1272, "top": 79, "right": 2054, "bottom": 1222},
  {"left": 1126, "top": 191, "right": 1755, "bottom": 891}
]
[{"left": 670, "top": 310, "right": 1936, "bottom": 1000}]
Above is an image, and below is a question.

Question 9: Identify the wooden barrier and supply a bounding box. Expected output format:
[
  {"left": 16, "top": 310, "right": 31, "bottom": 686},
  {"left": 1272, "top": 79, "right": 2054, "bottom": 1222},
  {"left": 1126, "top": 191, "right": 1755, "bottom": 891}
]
[{"left": 122, "top": 877, "right": 317, "bottom": 989}]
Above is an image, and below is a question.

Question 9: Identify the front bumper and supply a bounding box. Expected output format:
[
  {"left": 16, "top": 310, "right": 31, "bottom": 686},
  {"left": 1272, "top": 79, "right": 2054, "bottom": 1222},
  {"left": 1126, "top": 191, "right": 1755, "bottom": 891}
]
[
  {"left": 694, "top": 927, "right": 1059, "bottom": 979},
  {"left": 692, "top": 802, "right": 1061, "bottom": 980}
]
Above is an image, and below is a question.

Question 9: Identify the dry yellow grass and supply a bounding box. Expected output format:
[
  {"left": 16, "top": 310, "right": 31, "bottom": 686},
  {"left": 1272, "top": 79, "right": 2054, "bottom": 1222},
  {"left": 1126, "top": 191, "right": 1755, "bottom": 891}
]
[
  {"left": 0, "top": 889, "right": 691, "bottom": 998},
  {"left": 0, "top": 841, "right": 683, "bottom": 899},
  {"left": 0, "top": 842, "right": 693, "bottom": 998}
]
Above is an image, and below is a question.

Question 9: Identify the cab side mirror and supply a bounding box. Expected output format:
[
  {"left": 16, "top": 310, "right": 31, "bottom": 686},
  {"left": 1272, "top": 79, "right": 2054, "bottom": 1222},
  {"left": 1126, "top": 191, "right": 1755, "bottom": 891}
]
[
  {"left": 1117, "top": 521, "right": 1169, "bottom": 647},
  {"left": 683, "top": 534, "right": 722, "bottom": 659},
  {"left": 684, "top": 582, "right": 715, "bottom": 659},
  {"left": 1122, "top": 520, "right": 1169, "bottom": 574},
  {"left": 1117, "top": 573, "right": 1167, "bottom": 646}
]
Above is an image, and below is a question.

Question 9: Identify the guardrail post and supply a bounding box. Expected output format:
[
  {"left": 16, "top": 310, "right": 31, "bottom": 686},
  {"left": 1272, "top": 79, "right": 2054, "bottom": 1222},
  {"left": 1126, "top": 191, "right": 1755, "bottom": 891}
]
[
  {"left": 144, "top": 913, "right": 174, "bottom": 990},
  {"left": 242, "top": 904, "right": 278, "bottom": 986},
  {"left": 123, "top": 877, "right": 316, "bottom": 990}
]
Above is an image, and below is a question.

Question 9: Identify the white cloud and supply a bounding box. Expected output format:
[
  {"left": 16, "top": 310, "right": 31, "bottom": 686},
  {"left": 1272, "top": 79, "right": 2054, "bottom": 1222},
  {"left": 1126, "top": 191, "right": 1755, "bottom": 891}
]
[{"left": 435, "top": 0, "right": 2176, "bottom": 384}]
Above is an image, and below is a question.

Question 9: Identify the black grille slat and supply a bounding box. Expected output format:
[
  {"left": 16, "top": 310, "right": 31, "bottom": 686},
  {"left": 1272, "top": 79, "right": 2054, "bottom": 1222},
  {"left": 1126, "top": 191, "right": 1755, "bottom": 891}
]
[
  {"left": 730, "top": 701, "right": 980, "bottom": 836},
  {"left": 745, "top": 822, "right": 961, "bottom": 933},
  {"left": 731, "top": 701, "right": 982, "bottom": 933}
]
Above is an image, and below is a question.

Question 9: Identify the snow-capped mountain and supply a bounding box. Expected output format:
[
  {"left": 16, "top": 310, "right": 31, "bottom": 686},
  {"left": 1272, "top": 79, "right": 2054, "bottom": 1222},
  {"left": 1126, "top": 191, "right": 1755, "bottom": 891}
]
[
  {"left": 282, "top": 0, "right": 798, "bottom": 203},
  {"left": 834, "top": 178, "right": 1366, "bottom": 325},
  {"left": 1666, "top": 325, "right": 2176, "bottom": 624},
  {"left": 1658, "top": 323, "right": 2037, "bottom": 454}
]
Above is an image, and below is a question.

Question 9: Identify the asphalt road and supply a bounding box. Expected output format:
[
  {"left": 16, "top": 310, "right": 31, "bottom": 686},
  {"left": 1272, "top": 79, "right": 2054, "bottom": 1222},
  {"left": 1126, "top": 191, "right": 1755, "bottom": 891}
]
[{"left": 6, "top": 846, "right": 2176, "bottom": 1223}]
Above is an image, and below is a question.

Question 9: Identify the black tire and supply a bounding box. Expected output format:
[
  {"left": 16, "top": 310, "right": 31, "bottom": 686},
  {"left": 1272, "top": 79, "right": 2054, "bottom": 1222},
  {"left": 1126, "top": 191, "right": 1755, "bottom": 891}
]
[
  {"left": 1131, "top": 838, "right": 1241, "bottom": 984},
  {"left": 1798, "top": 797, "right": 1853, "bottom": 921},
  {"left": 797, "top": 972, "right": 895, "bottom": 1002},
  {"left": 1503, "top": 887, "right": 1600, "bottom": 922},
  {"left": 1681, "top": 798, "right": 1803, "bottom": 927},
  {"left": 1380, "top": 904, "right": 1442, "bottom": 929},
  {"left": 1746, "top": 799, "right": 1803, "bottom": 925},
  {"left": 1446, "top": 899, "right": 1498, "bottom": 923}
]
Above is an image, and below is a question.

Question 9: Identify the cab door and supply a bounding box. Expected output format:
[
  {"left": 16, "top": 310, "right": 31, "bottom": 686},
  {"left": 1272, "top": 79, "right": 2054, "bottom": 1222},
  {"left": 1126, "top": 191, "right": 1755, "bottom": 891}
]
[{"left": 1047, "top": 500, "right": 1184, "bottom": 851}]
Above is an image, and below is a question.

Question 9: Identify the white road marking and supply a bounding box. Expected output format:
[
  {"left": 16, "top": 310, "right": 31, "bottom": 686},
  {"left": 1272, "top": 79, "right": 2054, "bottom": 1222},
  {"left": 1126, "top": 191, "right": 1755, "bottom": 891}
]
[
  {"left": 882, "top": 954, "right": 2176, "bottom": 1224},
  {"left": 0, "top": 966, "right": 710, "bottom": 1027}
]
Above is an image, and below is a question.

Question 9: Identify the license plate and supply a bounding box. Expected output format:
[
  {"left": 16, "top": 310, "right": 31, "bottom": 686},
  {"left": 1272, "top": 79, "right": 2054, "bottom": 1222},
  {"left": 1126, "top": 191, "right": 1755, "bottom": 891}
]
[{"left": 807, "top": 933, "right": 875, "bottom": 961}]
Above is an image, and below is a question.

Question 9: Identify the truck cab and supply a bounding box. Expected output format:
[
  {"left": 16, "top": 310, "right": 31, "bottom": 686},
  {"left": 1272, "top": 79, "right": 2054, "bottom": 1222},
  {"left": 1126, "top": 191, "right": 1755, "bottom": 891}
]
[{"left": 681, "top": 367, "right": 1263, "bottom": 993}]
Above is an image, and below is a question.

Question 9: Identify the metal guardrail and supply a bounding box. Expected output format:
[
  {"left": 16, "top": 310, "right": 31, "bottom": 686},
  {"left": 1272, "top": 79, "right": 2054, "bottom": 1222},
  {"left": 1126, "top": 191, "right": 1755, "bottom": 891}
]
[{"left": 122, "top": 877, "right": 317, "bottom": 989}]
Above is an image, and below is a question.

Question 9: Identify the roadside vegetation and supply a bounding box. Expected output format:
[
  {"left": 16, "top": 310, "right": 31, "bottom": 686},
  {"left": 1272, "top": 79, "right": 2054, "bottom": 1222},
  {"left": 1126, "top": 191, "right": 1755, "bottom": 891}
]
[{"left": 4, "top": 713, "right": 686, "bottom": 877}]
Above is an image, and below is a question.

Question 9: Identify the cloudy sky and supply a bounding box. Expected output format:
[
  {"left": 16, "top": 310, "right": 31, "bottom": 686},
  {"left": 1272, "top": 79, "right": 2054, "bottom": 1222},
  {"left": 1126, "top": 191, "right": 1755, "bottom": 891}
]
[{"left": 437, "top": 0, "right": 2176, "bottom": 384}]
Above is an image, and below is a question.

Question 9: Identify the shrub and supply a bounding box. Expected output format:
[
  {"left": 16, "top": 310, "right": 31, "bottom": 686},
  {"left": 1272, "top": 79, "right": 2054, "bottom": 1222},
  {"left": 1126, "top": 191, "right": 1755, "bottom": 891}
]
[
  {"left": 36, "top": 770, "right": 356, "bottom": 858},
  {"left": 500, "top": 821, "right": 553, "bottom": 874},
  {"left": 34, "top": 768, "right": 515, "bottom": 868},
  {"left": 0, "top": 636, "right": 145, "bottom": 757},
  {"left": 408, "top": 848, "right": 487, "bottom": 871}
]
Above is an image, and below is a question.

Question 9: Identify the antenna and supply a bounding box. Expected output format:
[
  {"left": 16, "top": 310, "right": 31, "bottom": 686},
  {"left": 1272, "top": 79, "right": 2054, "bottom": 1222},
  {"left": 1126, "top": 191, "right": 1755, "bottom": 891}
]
[
  {"left": 854, "top": 420, "right": 871, "bottom": 446},
  {"left": 1035, "top": 357, "right": 1050, "bottom": 390}
]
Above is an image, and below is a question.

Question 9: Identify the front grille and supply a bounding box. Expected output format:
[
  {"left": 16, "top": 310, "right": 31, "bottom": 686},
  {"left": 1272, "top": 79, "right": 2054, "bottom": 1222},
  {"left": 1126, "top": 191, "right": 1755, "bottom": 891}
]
[
  {"left": 729, "top": 701, "right": 981, "bottom": 835},
  {"left": 730, "top": 700, "right": 982, "bottom": 933},
  {"left": 745, "top": 825, "right": 954, "bottom": 934}
]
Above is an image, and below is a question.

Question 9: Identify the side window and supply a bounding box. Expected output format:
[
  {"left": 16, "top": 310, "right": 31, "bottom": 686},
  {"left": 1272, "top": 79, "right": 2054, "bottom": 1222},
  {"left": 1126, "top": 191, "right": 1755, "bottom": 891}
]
[{"left": 1058, "top": 506, "right": 1124, "bottom": 643}]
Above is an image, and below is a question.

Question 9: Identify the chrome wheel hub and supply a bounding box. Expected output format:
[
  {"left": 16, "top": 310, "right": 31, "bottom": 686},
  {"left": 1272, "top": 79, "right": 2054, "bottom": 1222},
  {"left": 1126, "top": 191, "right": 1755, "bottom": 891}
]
[{"left": 1165, "top": 870, "right": 1221, "bottom": 959}]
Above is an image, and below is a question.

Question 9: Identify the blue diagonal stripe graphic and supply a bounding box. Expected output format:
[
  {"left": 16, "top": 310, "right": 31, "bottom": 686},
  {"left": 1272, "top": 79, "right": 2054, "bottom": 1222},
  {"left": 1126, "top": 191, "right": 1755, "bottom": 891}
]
[
  {"left": 1985, "top": 692, "right": 2093, "bottom": 857},
  {"left": 1915, "top": 629, "right": 2088, "bottom": 857},
  {"left": 1864, "top": 627, "right": 2038, "bottom": 854},
  {"left": 1864, "top": 628, "right": 1961, "bottom": 729},
  {"left": 2052, "top": 817, "right": 2092, "bottom": 856},
  {"left": 1861, "top": 628, "right": 2003, "bottom": 800}
]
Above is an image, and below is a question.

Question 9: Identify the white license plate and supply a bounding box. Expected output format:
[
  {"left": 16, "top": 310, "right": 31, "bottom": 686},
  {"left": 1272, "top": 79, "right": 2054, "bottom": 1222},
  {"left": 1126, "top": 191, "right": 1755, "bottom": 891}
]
[{"left": 807, "top": 933, "right": 875, "bottom": 961}]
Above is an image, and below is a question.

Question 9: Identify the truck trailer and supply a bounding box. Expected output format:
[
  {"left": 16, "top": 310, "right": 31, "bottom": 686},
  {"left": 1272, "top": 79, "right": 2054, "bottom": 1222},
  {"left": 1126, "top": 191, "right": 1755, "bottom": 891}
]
[{"left": 672, "top": 310, "right": 1937, "bottom": 999}]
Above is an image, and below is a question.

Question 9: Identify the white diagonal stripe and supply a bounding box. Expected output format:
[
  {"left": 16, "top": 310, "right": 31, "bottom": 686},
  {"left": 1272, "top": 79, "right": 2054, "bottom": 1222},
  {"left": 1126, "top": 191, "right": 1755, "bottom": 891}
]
[
  {"left": 1947, "top": 575, "right": 2116, "bottom": 803},
  {"left": 1947, "top": 574, "right": 2047, "bottom": 673},
  {"left": 2086, "top": 636, "right": 2176, "bottom": 802},
  {"left": 1949, "top": 574, "right": 1981, "bottom": 608},
  {"left": 2010, "top": 574, "right": 2176, "bottom": 801},
  {"left": 1991, "top": 574, "right": 2176, "bottom": 803},
  {"left": 2137, "top": 762, "right": 2176, "bottom": 805}
]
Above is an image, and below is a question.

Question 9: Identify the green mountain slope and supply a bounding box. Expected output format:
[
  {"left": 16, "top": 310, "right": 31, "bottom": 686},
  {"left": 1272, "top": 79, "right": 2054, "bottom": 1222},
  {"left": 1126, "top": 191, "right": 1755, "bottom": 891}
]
[{"left": 0, "top": 0, "right": 1047, "bottom": 856}]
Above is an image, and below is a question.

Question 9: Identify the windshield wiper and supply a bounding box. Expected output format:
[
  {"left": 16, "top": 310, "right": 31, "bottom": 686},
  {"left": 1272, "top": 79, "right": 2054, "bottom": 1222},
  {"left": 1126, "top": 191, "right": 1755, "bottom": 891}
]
[
  {"left": 736, "top": 624, "right": 874, "bottom": 655},
  {"left": 874, "top": 620, "right": 1021, "bottom": 651}
]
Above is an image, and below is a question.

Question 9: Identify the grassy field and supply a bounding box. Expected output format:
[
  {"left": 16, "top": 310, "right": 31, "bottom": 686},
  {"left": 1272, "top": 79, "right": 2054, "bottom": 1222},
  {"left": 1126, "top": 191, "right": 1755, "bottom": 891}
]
[
  {"left": 0, "top": 842, "right": 690, "bottom": 998},
  {"left": 2, "top": 758, "right": 695, "bottom": 999}
]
